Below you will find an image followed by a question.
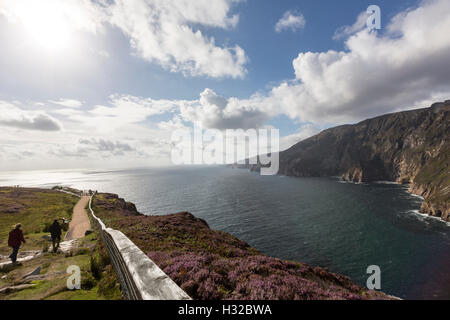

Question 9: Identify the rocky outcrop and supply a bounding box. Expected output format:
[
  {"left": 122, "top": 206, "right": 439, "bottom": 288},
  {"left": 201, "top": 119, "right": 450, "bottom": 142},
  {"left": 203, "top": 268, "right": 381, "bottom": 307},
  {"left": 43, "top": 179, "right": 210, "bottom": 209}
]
[
  {"left": 247, "top": 101, "right": 450, "bottom": 222},
  {"left": 95, "top": 193, "right": 140, "bottom": 216}
]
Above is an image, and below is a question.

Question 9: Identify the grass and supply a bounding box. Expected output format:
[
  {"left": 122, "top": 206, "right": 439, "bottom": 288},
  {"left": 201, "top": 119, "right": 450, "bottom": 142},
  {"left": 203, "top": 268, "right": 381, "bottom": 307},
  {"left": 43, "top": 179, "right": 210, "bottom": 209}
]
[
  {"left": 0, "top": 187, "right": 122, "bottom": 300},
  {"left": 2, "top": 244, "right": 121, "bottom": 300},
  {"left": 414, "top": 145, "right": 450, "bottom": 206},
  {"left": 0, "top": 187, "right": 78, "bottom": 255}
]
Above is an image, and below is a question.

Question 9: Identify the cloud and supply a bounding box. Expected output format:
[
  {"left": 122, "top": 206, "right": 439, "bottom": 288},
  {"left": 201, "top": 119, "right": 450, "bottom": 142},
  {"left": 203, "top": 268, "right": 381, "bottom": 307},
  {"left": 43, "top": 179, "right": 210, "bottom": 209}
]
[
  {"left": 108, "top": 0, "right": 247, "bottom": 78},
  {"left": 0, "top": 0, "right": 107, "bottom": 34},
  {"left": 97, "top": 50, "right": 110, "bottom": 58},
  {"left": 49, "top": 99, "right": 83, "bottom": 108},
  {"left": 280, "top": 124, "right": 322, "bottom": 151},
  {"left": 20, "top": 151, "right": 35, "bottom": 157},
  {"left": 51, "top": 108, "right": 84, "bottom": 118},
  {"left": 275, "top": 10, "right": 306, "bottom": 33},
  {"left": 179, "top": 89, "right": 268, "bottom": 130},
  {"left": 0, "top": 101, "right": 61, "bottom": 131},
  {"left": 0, "top": 0, "right": 247, "bottom": 79},
  {"left": 79, "top": 138, "right": 135, "bottom": 155},
  {"left": 87, "top": 95, "right": 181, "bottom": 131},
  {"left": 49, "top": 146, "right": 90, "bottom": 158},
  {"left": 333, "top": 11, "right": 368, "bottom": 40},
  {"left": 157, "top": 115, "right": 187, "bottom": 131},
  {"left": 251, "top": 0, "right": 450, "bottom": 124}
]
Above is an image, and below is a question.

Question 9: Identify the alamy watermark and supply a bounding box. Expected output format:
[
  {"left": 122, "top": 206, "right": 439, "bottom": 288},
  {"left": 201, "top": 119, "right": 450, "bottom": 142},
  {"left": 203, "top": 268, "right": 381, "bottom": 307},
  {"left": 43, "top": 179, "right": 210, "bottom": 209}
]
[
  {"left": 171, "top": 125, "right": 280, "bottom": 175},
  {"left": 366, "top": 265, "right": 381, "bottom": 290},
  {"left": 367, "top": 5, "right": 381, "bottom": 30},
  {"left": 67, "top": 265, "right": 81, "bottom": 290}
]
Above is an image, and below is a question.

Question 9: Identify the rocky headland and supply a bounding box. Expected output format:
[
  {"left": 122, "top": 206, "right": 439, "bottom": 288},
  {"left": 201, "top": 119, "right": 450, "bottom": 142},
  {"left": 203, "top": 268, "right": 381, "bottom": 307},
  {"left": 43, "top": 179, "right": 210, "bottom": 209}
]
[{"left": 242, "top": 101, "right": 449, "bottom": 222}]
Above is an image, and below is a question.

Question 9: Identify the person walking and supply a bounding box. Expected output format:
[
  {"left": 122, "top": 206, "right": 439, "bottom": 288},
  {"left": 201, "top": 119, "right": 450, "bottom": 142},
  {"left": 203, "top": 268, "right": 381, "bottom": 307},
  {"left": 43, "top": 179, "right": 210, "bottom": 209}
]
[
  {"left": 49, "top": 220, "right": 62, "bottom": 253},
  {"left": 8, "top": 224, "right": 26, "bottom": 264}
]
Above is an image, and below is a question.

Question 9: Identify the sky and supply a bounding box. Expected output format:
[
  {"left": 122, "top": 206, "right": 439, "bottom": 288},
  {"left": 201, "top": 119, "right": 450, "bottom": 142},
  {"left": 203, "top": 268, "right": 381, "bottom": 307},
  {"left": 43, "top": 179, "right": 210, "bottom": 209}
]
[{"left": 0, "top": 0, "right": 449, "bottom": 171}]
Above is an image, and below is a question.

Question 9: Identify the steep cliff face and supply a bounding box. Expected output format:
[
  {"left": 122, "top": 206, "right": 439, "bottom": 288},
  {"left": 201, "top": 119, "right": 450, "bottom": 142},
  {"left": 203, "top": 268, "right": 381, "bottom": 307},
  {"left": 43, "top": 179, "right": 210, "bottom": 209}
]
[{"left": 258, "top": 101, "right": 449, "bottom": 222}]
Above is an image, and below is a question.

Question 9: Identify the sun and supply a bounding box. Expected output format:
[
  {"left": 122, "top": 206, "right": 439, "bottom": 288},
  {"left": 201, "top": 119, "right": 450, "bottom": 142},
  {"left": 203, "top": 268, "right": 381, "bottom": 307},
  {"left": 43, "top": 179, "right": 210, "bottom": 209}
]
[
  {"left": 7, "top": 1, "right": 73, "bottom": 52},
  {"left": 24, "top": 12, "right": 71, "bottom": 51}
]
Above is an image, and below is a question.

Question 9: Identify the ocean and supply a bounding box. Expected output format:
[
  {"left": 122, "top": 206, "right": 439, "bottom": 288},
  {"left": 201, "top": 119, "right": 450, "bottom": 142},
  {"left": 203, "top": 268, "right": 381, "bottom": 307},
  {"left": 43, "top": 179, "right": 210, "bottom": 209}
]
[{"left": 1, "top": 166, "right": 449, "bottom": 299}]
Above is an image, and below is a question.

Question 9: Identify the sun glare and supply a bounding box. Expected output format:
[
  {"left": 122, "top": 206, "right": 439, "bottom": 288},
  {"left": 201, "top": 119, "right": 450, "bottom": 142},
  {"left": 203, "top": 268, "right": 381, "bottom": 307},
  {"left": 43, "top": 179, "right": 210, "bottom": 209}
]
[{"left": 9, "top": 1, "right": 73, "bottom": 52}]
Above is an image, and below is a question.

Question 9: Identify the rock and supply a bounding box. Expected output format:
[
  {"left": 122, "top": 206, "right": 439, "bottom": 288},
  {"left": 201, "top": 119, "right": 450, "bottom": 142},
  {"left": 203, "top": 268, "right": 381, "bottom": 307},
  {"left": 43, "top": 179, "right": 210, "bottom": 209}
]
[
  {"left": 342, "top": 167, "right": 363, "bottom": 183},
  {"left": 22, "top": 275, "right": 46, "bottom": 282},
  {"left": 23, "top": 266, "right": 41, "bottom": 279},
  {"left": 58, "top": 240, "right": 78, "bottom": 253},
  {"left": 0, "top": 284, "right": 35, "bottom": 294},
  {"left": 431, "top": 102, "right": 445, "bottom": 109}
]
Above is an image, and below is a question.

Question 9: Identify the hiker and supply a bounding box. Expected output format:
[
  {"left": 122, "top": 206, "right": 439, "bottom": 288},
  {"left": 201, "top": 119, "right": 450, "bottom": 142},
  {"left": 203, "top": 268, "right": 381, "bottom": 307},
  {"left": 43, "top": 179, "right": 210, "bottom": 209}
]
[
  {"left": 8, "top": 224, "right": 26, "bottom": 264},
  {"left": 49, "top": 220, "right": 62, "bottom": 253}
]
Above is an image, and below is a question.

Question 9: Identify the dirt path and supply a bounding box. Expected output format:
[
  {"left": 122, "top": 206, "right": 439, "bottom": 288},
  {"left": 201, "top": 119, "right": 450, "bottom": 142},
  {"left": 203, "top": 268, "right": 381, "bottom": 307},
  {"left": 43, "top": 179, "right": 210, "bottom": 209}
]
[{"left": 66, "top": 196, "right": 91, "bottom": 240}]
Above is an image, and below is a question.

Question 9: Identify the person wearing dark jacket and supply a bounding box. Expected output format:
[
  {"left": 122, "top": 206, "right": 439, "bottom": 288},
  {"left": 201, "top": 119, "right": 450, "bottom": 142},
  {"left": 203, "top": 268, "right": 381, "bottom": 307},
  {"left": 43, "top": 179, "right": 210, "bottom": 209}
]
[
  {"left": 8, "top": 224, "right": 26, "bottom": 264},
  {"left": 49, "top": 220, "right": 62, "bottom": 253}
]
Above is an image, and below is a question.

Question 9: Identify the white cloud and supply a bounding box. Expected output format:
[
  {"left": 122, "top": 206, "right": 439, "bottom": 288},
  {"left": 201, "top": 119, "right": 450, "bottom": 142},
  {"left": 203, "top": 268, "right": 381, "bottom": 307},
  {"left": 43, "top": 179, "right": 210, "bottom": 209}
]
[
  {"left": 108, "top": 0, "right": 247, "bottom": 78},
  {"left": 179, "top": 89, "right": 268, "bottom": 130},
  {"left": 79, "top": 138, "right": 135, "bottom": 155},
  {"left": 280, "top": 124, "right": 322, "bottom": 151},
  {"left": 157, "top": 115, "right": 187, "bottom": 131},
  {"left": 252, "top": 0, "right": 450, "bottom": 124},
  {"left": 333, "top": 11, "right": 367, "bottom": 40},
  {"left": 49, "top": 99, "right": 83, "bottom": 108},
  {"left": 275, "top": 10, "right": 306, "bottom": 33},
  {"left": 51, "top": 108, "right": 85, "bottom": 118},
  {"left": 0, "top": 0, "right": 107, "bottom": 34},
  {"left": 0, "top": 101, "right": 61, "bottom": 131},
  {"left": 97, "top": 50, "right": 110, "bottom": 58},
  {"left": 0, "top": 97, "right": 176, "bottom": 169},
  {"left": 87, "top": 95, "right": 181, "bottom": 131},
  {"left": 2, "top": 0, "right": 450, "bottom": 171},
  {"left": 0, "top": 0, "right": 247, "bottom": 79}
]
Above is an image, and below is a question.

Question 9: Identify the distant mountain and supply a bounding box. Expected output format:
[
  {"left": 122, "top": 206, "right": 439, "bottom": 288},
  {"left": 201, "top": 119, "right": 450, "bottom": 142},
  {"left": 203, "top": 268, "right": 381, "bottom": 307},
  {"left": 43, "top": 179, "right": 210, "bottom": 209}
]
[{"left": 243, "top": 101, "right": 450, "bottom": 222}]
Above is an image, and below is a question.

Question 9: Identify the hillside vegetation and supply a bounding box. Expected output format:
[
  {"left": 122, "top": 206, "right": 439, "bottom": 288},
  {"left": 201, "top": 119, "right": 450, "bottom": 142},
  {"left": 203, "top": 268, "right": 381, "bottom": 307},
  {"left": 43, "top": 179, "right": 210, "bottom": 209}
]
[
  {"left": 0, "top": 188, "right": 121, "bottom": 300},
  {"left": 92, "top": 193, "right": 394, "bottom": 300}
]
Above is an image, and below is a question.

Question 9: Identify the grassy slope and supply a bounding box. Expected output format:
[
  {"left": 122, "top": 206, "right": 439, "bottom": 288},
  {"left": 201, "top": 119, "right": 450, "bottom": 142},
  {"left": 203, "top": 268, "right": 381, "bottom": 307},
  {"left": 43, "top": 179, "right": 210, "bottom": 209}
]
[
  {"left": 0, "top": 187, "right": 77, "bottom": 255},
  {"left": 0, "top": 188, "right": 121, "bottom": 300},
  {"left": 92, "top": 193, "right": 393, "bottom": 300}
]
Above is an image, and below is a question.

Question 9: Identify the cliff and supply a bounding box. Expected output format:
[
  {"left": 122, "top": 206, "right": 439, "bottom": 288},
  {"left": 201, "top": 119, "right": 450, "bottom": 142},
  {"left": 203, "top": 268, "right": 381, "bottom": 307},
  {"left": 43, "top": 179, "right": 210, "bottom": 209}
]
[
  {"left": 247, "top": 101, "right": 450, "bottom": 222},
  {"left": 91, "top": 193, "right": 394, "bottom": 300}
]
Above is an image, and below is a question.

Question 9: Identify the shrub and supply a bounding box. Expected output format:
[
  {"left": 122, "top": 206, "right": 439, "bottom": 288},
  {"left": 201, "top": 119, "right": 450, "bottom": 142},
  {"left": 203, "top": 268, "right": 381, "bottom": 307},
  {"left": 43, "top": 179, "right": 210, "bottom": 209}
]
[
  {"left": 61, "top": 222, "right": 69, "bottom": 232},
  {"left": 43, "top": 220, "right": 69, "bottom": 233},
  {"left": 98, "top": 265, "right": 122, "bottom": 300},
  {"left": 74, "top": 248, "right": 90, "bottom": 256},
  {"left": 98, "top": 245, "right": 111, "bottom": 268},
  {"left": 81, "top": 272, "right": 97, "bottom": 290},
  {"left": 90, "top": 256, "right": 102, "bottom": 280},
  {"left": 42, "top": 223, "right": 52, "bottom": 233}
]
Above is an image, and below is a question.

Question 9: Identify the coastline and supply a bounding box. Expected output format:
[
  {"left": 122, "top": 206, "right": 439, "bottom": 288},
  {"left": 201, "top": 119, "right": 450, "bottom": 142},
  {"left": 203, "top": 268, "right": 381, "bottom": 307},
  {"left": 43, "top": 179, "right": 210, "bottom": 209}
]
[
  {"left": 2, "top": 183, "right": 448, "bottom": 299},
  {"left": 89, "top": 191, "right": 394, "bottom": 300},
  {"left": 244, "top": 165, "right": 449, "bottom": 224}
]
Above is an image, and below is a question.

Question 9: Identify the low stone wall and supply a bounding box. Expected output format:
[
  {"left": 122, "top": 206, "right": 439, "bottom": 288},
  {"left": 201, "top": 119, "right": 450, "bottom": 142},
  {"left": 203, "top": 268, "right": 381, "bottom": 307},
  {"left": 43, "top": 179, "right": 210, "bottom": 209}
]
[{"left": 88, "top": 195, "right": 191, "bottom": 300}]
